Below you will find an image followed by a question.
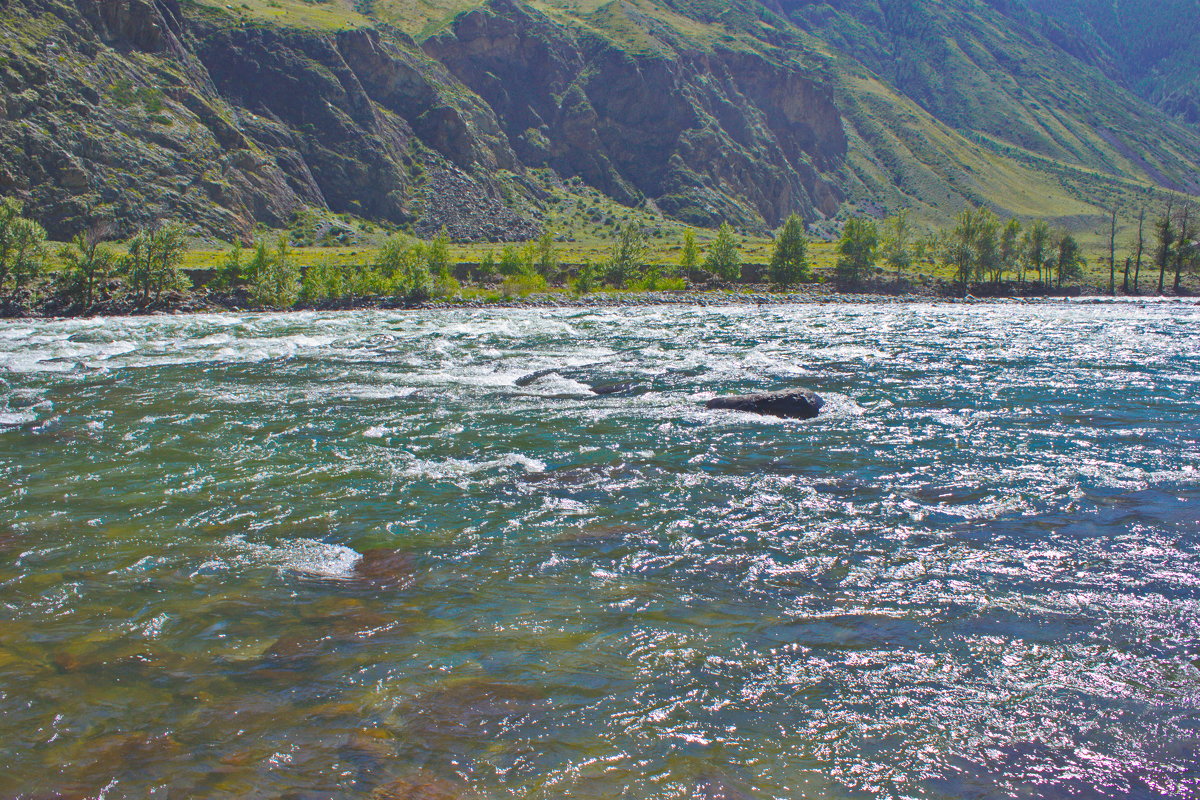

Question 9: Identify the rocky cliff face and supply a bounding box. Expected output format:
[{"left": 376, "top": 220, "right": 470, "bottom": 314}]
[
  {"left": 424, "top": 0, "right": 846, "bottom": 228},
  {"left": 0, "top": 0, "right": 849, "bottom": 240},
  {"left": 0, "top": 0, "right": 542, "bottom": 240},
  {"left": 7, "top": 0, "right": 1193, "bottom": 243}
]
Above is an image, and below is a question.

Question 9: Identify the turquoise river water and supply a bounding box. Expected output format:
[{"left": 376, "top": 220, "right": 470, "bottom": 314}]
[{"left": 0, "top": 301, "right": 1198, "bottom": 800}]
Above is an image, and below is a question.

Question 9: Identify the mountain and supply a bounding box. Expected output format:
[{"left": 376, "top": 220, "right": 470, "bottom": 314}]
[
  {"left": 0, "top": 0, "right": 1197, "bottom": 242},
  {"left": 1009, "top": 0, "right": 1200, "bottom": 124}
]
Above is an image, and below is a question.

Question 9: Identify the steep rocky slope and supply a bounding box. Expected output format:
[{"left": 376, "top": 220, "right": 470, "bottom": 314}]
[
  {"left": 1, "top": 0, "right": 1198, "bottom": 242},
  {"left": 0, "top": 0, "right": 538, "bottom": 240},
  {"left": 424, "top": 0, "right": 846, "bottom": 227},
  {"left": 1012, "top": 0, "right": 1200, "bottom": 125}
]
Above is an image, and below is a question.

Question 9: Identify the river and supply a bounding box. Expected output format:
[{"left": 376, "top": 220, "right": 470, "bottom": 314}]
[{"left": 1, "top": 301, "right": 1197, "bottom": 799}]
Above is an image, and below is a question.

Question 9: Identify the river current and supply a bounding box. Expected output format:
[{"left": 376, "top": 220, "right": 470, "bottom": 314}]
[{"left": 0, "top": 301, "right": 1197, "bottom": 799}]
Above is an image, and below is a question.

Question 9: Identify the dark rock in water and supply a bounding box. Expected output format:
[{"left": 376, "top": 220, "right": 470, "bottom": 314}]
[
  {"left": 371, "top": 770, "right": 474, "bottom": 800},
  {"left": 514, "top": 368, "right": 559, "bottom": 387},
  {"left": 588, "top": 381, "right": 643, "bottom": 395},
  {"left": 706, "top": 388, "right": 824, "bottom": 420},
  {"left": 355, "top": 549, "right": 416, "bottom": 590}
]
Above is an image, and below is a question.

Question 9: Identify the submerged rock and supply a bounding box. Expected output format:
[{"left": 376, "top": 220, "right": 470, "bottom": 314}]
[
  {"left": 705, "top": 388, "right": 824, "bottom": 420},
  {"left": 514, "top": 368, "right": 559, "bottom": 388},
  {"left": 355, "top": 549, "right": 416, "bottom": 590},
  {"left": 693, "top": 775, "right": 754, "bottom": 799},
  {"left": 403, "top": 680, "right": 545, "bottom": 745},
  {"left": 589, "top": 380, "right": 640, "bottom": 396},
  {"left": 342, "top": 727, "right": 397, "bottom": 784},
  {"left": 371, "top": 771, "right": 474, "bottom": 800}
]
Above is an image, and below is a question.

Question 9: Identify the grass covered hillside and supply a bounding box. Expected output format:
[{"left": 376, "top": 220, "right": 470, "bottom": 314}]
[{"left": 0, "top": 0, "right": 1197, "bottom": 245}]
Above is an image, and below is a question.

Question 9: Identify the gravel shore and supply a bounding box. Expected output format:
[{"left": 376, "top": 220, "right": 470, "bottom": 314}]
[{"left": 3, "top": 284, "right": 1195, "bottom": 319}]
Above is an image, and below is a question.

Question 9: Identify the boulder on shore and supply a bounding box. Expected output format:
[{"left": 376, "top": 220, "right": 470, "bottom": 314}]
[{"left": 705, "top": 388, "right": 824, "bottom": 420}]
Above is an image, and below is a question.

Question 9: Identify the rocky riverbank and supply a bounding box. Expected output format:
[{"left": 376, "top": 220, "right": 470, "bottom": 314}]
[{"left": 1, "top": 284, "right": 1195, "bottom": 320}]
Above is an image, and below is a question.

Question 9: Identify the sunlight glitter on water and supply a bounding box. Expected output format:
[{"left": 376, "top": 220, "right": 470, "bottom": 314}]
[{"left": 0, "top": 301, "right": 1198, "bottom": 799}]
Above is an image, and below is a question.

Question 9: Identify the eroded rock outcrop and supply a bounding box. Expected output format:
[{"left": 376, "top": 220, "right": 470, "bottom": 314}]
[
  {"left": 0, "top": 0, "right": 847, "bottom": 239},
  {"left": 424, "top": 0, "right": 846, "bottom": 229},
  {"left": 0, "top": 0, "right": 539, "bottom": 240}
]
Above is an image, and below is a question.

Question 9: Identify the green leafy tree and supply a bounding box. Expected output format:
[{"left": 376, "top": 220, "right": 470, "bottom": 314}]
[
  {"left": 428, "top": 229, "right": 458, "bottom": 298},
  {"left": 1054, "top": 230, "right": 1085, "bottom": 287},
  {"left": 479, "top": 250, "right": 497, "bottom": 279},
  {"left": 498, "top": 245, "right": 524, "bottom": 277},
  {"left": 301, "top": 260, "right": 345, "bottom": 304},
  {"left": 1129, "top": 205, "right": 1147, "bottom": 294},
  {"left": 121, "top": 223, "right": 188, "bottom": 304},
  {"left": 607, "top": 222, "right": 649, "bottom": 286},
  {"left": 1024, "top": 219, "right": 1052, "bottom": 286},
  {"left": 377, "top": 235, "right": 410, "bottom": 283},
  {"left": 536, "top": 229, "right": 558, "bottom": 280},
  {"left": 519, "top": 242, "right": 539, "bottom": 276},
  {"left": 427, "top": 229, "right": 452, "bottom": 281},
  {"left": 834, "top": 216, "right": 879, "bottom": 286},
  {"left": 913, "top": 231, "right": 939, "bottom": 273},
  {"left": 58, "top": 227, "right": 117, "bottom": 308},
  {"left": 973, "top": 210, "right": 1001, "bottom": 283},
  {"left": 214, "top": 241, "right": 245, "bottom": 290},
  {"left": 769, "top": 214, "right": 811, "bottom": 287},
  {"left": 378, "top": 235, "right": 431, "bottom": 301},
  {"left": 679, "top": 229, "right": 699, "bottom": 283},
  {"left": 0, "top": 198, "right": 48, "bottom": 295},
  {"left": 574, "top": 259, "right": 596, "bottom": 295},
  {"left": 1172, "top": 204, "right": 1194, "bottom": 293},
  {"left": 251, "top": 235, "right": 300, "bottom": 309},
  {"left": 1106, "top": 208, "right": 1118, "bottom": 296},
  {"left": 943, "top": 207, "right": 999, "bottom": 289},
  {"left": 1154, "top": 202, "right": 1175, "bottom": 295},
  {"left": 999, "top": 218, "right": 1023, "bottom": 283},
  {"left": 880, "top": 210, "right": 913, "bottom": 284},
  {"left": 704, "top": 222, "right": 741, "bottom": 282}
]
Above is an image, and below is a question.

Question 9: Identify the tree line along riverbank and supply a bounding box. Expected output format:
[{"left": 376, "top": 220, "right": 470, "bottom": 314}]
[{"left": 1, "top": 198, "right": 1196, "bottom": 318}]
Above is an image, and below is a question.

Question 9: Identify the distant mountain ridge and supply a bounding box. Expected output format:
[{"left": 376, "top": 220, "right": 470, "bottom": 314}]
[
  {"left": 0, "top": 0, "right": 1196, "bottom": 242},
  {"left": 1010, "top": 0, "right": 1200, "bottom": 124}
]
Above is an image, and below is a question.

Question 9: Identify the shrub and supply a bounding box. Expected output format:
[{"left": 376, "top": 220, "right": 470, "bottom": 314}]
[
  {"left": 251, "top": 236, "right": 300, "bottom": 309},
  {"left": 120, "top": 223, "right": 188, "bottom": 304},
  {"left": 500, "top": 273, "right": 548, "bottom": 298},
  {"left": 0, "top": 198, "right": 48, "bottom": 295}
]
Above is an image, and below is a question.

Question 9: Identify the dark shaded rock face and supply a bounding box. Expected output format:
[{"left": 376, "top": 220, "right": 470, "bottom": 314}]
[
  {"left": 706, "top": 387, "right": 825, "bottom": 419},
  {"left": 0, "top": 0, "right": 538, "bottom": 241},
  {"left": 424, "top": 0, "right": 846, "bottom": 229},
  {"left": 0, "top": 0, "right": 846, "bottom": 239}
]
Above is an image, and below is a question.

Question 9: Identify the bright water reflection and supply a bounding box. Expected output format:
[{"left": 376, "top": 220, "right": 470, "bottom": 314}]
[{"left": 0, "top": 301, "right": 1198, "bottom": 799}]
